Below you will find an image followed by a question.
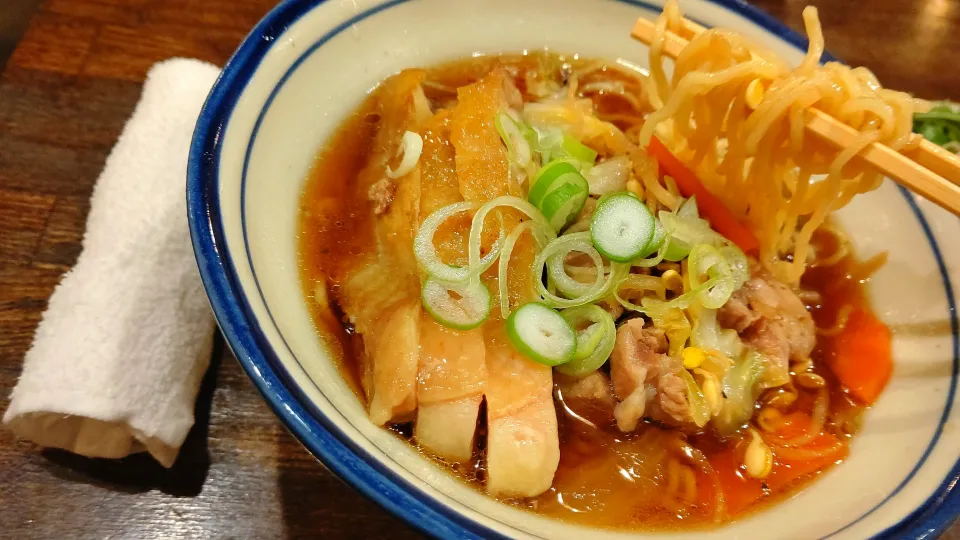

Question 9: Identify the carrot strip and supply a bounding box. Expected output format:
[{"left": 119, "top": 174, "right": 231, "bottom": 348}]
[
  {"left": 709, "top": 447, "right": 765, "bottom": 516},
  {"left": 827, "top": 308, "right": 893, "bottom": 405},
  {"left": 764, "top": 413, "right": 849, "bottom": 490},
  {"left": 709, "top": 412, "right": 849, "bottom": 517},
  {"left": 647, "top": 136, "right": 760, "bottom": 254}
]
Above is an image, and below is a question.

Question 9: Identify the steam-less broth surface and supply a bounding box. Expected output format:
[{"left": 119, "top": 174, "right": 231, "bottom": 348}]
[{"left": 297, "top": 53, "right": 882, "bottom": 530}]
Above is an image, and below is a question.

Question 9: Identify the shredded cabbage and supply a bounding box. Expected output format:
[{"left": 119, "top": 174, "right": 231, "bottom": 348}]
[
  {"left": 678, "top": 368, "right": 711, "bottom": 428},
  {"left": 688, "top": 244, "right": 736, "bottom": 309},
  {"left": 691, "top": 308, "right": 743, "bottom": 359},
  {"left": 713, "top": 349, "right": 766, "bottom": 435},
  {"left": 585, "top": 156, "right": 631, "bottom": 195},
  {"left": 644, "top": 302, "right": 691, "bottom": 358},
  {"left": 495, "top": 111, "right": 538, "bottom": 182},
  {"left": 521, "top": 100, "right": 629, "bottom": 155}
]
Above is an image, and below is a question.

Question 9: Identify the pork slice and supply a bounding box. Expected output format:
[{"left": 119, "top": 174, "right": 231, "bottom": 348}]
[
  {"left": 450, "top": 66, "right": 516, "bottom": 203},
  {"left": 610, "top": 320, "right": 691, "bottom": 431},
  {"left": 718, "top": 264, "right": 816, "bottom": 368},
  {"left": 415, "top": 316, "right": 486, "bottom": 463},
  {"left": 717, "top": 289, "right": 760, "bottom": 333},
  {"left": 654, "top": 373, "right": 690, "bottom": 424},
  {"left": 554, "top": 371, "right": 617, "bottom": 429},
  {"left": 483, "top": 320, "right": 559, "bottom": 498},
  {"left": 367, "top": 300, "right": 421, "bottom": 426}
]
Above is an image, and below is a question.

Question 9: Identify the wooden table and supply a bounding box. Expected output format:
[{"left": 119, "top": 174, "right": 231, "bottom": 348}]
[{"left": 0, "top": 0, "right": 957, "bottom": 538}]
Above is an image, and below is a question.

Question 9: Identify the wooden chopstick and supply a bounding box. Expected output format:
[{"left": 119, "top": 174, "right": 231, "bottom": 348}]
[{"left": 630, "top": 17, "right": 960, "bottom": 216}]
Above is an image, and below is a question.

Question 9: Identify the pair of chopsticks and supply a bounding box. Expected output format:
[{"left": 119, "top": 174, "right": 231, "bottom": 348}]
[{"left": 631, "top": 17, "right": 960, "bottom": 216}]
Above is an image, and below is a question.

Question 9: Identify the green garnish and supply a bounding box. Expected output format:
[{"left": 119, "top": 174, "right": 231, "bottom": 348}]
[{"left": 914, "top": 101, "right": 960, "bottom": 151}]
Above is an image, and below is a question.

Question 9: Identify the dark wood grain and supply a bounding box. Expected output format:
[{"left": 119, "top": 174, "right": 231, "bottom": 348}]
[{"left": 0, "top": 0, "right": 956, "bottom": 538}]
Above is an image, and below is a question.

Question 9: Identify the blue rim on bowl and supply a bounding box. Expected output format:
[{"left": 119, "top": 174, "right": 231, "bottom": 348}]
[{"left": 186, "top": 0, "right": 960, "bottom": 537}]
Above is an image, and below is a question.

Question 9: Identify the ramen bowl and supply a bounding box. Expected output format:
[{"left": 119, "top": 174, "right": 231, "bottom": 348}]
[{"left": 185, "top": 0, "right": 960, "bottom": 537}]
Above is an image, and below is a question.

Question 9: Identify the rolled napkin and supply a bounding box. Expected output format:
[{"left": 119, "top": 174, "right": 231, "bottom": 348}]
[{"left": 3, "top": 59, "right": 220, "bottom": 467}]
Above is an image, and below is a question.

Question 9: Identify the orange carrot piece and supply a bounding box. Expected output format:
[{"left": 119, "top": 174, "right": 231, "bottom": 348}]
[
  {"left": 764, "top": 413, "right": 849, "bottom": 491},
  {"left": 710, "top": 413, "right": 849, "bottom": 518},
  {"left": 827, "top": 308, "right": 893, "bottom": 405},
  {"left": 647, "top": 136, "right": 760, "bottom": 254},
  {"left": 709, "top": 447, "right": 765, "bottom": 516}
]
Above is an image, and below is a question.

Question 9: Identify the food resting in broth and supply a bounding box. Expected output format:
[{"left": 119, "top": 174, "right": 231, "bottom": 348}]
[{"left": 296, "top": 1, "right": 941, "bottom": 529}]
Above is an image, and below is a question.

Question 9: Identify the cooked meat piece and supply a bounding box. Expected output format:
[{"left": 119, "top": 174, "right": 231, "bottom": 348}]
[
  {"left": 716, "top": 291, "right": 760, "bottom": 332},
  {"left": 484, "top": 322, "right": 559, "bottom": 498},
  {"left": 451, "top": 66, "right": 519, "bottom": 202},
  {"left": 448, "top": 67, "right": 559, "bottom": 497},
  {"left": 367, "top": 300, "right": 421, "bottom": 426},
  {"left": 368, "top": 177, "right": 397, "bottom": 215},
  {"left": 415, "top": 316, "right": 486, "bottom": 463},
  {"left": 338, "top": 70, "right": 428, "bottom": 422},
  {"left": 610, "top": 319, "right": 692, "bottom": 431},
  {"left": 554, "top": 371, "right": 617, "bottom": 429},
  {"left": 656, "top": 373, "right": 690, "bottom": 422},
  {"left": 718, "top": 262, "right": 816, "bottom": 374}
]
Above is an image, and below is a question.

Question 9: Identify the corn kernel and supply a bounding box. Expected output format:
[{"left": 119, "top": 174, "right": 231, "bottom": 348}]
[
  {"left": 745, "top": 79, "right": 765, "bottom": 110},
  {"left": 626, "top": 179, "right": 643, "bottom": 197},
  {"left": 744, "top": 428, "right": 773, "bottom": 479},
  {"left": 661, "top": 269, "right": 683, "bottom": 295},
  {"left": 682, "top": 347, "right": 706, "bottom": 369}
]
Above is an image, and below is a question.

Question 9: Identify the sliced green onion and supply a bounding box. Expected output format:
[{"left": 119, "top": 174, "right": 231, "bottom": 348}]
[
  {"left": 561, "top": 134, "right": 598, "bottom": 164},
  {"left": 590, "top": 192, "right": 655, "bottom": 262},
  {"left": 658, "top": 206, "right": 727, "bottom": 262},
  {"left": 421, "top": 277, "right": 492, "bottom": 330},
  {"left": 914, "top": 110, "right": 960, "bottom": 123},
  {"left": 535, "top": 127, "right": 598, "bottom": 167},
  {"left": 414, "top": 202, "right": 476, "bottom": 282},
  {"left": 536, "top": 253, "right": 629, "bottom": 309},
  {"left": 616, "top": 275, "right": 717, "bottom": 314},
  {"left": 527, "top": 160, "right": 589, "bottom": 232},
  {"left": 688, "top": 244, "right": 735, "bottom": 309},
  {"left": 386, "top": 131, "right": 424, "bottom": 179},
  {"left": 542, "top": 232, "right": 605, "bottom": 298},
  {"left": 528, "top": 160, "right": 579, "bottom": 208},
  {"left": 616, "top": 274, "right": 667, "bottom": 303},
  {"left": 719, "top": 244, "right": 750, "bottom": 288},
  {"left": 540, "top": 176, "right": 589, "bottom": 231},
  {"left": 469, "top": 196, "right": 553, "bottom": 278},
  {"left": 574, "top": 324, "right": 605, "bottom": 359},
  {"left": 495, "top": 111, "right": 533, "bottom": 168},
  {"left": 632, "top": 229, "right": 671, "bottom": 268},
  {"left": 557, "top": 305, "right": 617, "bottom": 375},
  {"left": 498, "top": 221, "right": 551, "bottom": 318},
  {"left": 506, "top": 302, "right": 576, "bottom": 366},
  {"left": 637, "top": 217, "right": 665, "bottom": 259},
  {"left": 535, "top": 234, "right": 628, "bottom": 309},
  {"left": 662, "top": 238, "right": 692, "bottom": 262}
]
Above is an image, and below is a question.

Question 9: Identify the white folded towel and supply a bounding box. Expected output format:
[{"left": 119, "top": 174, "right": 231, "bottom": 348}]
[{"left": 3, "top": 59, "right": 221, "bottom": 467}]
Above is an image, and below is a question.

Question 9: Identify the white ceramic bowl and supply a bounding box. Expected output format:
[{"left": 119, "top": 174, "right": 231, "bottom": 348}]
[{"left": 186, "top": 0, "right": 960, "bottom": 537}]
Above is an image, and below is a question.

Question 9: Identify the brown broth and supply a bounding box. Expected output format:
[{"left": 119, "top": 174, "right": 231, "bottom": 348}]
[{"left": 296, "top": 53, "right": 886, "bottom": 531}]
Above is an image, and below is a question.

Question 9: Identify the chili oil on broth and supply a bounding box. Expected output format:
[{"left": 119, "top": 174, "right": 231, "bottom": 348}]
[{"left": 296, "top": 53, "right": 883, "bottom": 531}]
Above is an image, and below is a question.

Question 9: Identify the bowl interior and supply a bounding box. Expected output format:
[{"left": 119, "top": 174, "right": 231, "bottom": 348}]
[{"left": 192, "top": 0, "right": 960, "bottom": 538}]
